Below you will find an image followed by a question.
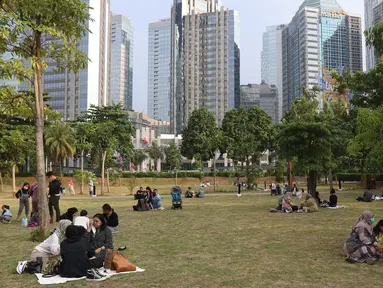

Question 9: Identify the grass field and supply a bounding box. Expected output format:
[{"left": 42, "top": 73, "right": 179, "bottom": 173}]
[{"left": 1, "top": 190, "right": 383, "bottom": 287}]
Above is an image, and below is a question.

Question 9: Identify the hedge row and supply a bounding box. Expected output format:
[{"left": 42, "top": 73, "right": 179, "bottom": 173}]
[{"left": 336, "top": 173, "right": 383, "bottom": 182}]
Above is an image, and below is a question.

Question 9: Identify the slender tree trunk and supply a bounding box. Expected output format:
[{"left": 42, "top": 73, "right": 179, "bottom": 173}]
[
  {"left": 107, "top": 169, "right": 111, "bottom": 194},
  {"left": 34, "top": 32, "right": 49, "bottom": 237},
  {"left": 12, "top": 164, "right": 16, "bottom": 193},
  {"left": 101, "top": 150, "right": 106, "bottom": 195},
  {"left": 59, "top": 159, "right": 63, "bottom": 179},
  {"left": 213, "top": 157, "right": 216, "bottom": 193},
  {"left": 329, "top": 168, "right": 334, "bottom": 190},
  {"left": 80, "top": 150, "right": 84, "bottom": 195},
  {"left": 308, "top": 170, "right": 317, "bottom": 195},
  {"left": 0, "top": 171, "right": 3, "bottom": 192}
]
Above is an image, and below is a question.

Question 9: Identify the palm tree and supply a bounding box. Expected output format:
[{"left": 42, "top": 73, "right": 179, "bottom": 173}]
[
  {"left": 131, "top": 149, "right": 147, "bottom": 172},
  {"left": 45, "top": 122, "right": 75, "bottom": 178},
  {"left": 146, "top": 142, "right": 164, "bottom": 171}
]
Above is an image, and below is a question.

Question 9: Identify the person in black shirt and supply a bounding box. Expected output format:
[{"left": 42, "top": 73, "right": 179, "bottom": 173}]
[
  {"left": 102, "top": 204, "right": 119, "bottom": 233},
  {"left": 47, "top": 171, "right": 61, "bottom": 223},
  {"left": 60, "top": 207, "right": 78, "bottom": 222},
  {"left": 329, "top": 189, "right": 338, "bottom": 207}
]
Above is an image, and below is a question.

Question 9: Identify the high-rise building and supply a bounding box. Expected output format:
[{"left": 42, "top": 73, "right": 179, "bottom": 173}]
[
  {"left": 170, "top": 0, "right": 239, "bottom": 133},
  {"left": 183, "top": 8, "right": 240, "bottom": 127},
  {"left": 365, "top": 0, "right": 383, "bottom": 71},
  {"left": 240, "top": 83, "right": 279, "bottom": 124},
  {"left": 110, "top": 14, "right": 134, "bottom": 110},
  {"left": 148, "top": 19, "right": 171, "bottom": 122},
  {"left": 261, "top": 25, "right": 285, "bottom": 122},
  {"left": 20, "top": 0, "right": 111, "bottom": 120},
  {"left": 282, "top": 0, "right": 363, "bottom": 116}
]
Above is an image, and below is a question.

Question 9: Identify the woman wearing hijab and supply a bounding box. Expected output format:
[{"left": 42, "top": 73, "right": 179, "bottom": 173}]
[
  {"left": 30, "top": 220, "right": 72, "bottom": 261},
  {"left": 344, "top": 210, "right": 383, "bottom": 264},
  {"left": 301, "top": 194, "right": 319, "bottom": 213},
  {"left": 282, "top": 192, "right": 298, "bottom": 213}
]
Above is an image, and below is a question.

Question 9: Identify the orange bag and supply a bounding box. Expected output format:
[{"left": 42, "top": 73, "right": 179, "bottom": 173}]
[{"left": 112, "top": 252, "right": 137, "bottom": 273}]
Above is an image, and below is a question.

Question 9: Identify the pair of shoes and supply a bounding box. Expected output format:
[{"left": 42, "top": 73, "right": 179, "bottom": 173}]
[
  {"left": 16, "top": 261, "right": 28, "bottom": 274},
  {"left": 237, "top": 194, "right": 242, "bottom": 197},
  {"left": 86, "top": 268, "right": 108, "bottom": 282}
]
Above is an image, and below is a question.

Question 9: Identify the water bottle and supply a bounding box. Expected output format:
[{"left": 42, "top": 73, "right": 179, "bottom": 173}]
[{"left": 21, "top": 217, "right": 28, "bottom": 227}]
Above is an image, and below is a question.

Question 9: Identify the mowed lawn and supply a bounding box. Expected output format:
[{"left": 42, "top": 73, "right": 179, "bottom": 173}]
[{"left": 1, "top": 191, "right": 383, "bottom": 288}]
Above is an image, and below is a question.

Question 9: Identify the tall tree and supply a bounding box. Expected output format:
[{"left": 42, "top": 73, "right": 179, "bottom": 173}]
[
  {"left": 146, "top": 142, "right": 163, "bottom": 171},
  {"left": 165, "top": 141, "right": 182, "bottom": 171},
  {"left": 0, "top": 0, "right": 91, "bottom": 235},
  {"left": 222, "top": 106, "right": 275, "bottom": 188},
  {"left": 131, "top": 149, "right": 147, "bottom": 172},
  {"left": 181, "top": 108, "right": 221, "bottom": 190},
  {"left": 72, "top": 122, "right": 93, "bottom": 194},
  {"left": 80, "top": 104, "right": 134, "bottom": 194},
  {"left": 365, "top": 22, "right": 383, "bottom": 60},
  {"left": 45, "top": 122, "right": 75, "bottom": 178}
]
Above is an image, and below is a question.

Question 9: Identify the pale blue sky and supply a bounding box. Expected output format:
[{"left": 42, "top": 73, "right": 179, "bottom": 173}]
[{"left": 110, "top": 0, "right": 364, "bottom": 113}]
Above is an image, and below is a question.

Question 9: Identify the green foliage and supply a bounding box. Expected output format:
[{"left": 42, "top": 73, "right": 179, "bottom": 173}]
[
  {"left": 365, "top": 22, "right": 383, "bottom": 59},
  {"left": 120, "top": 171, "right": 204, "bottom": 179},
  {"left": 130, "top": 149, "right": 147, "bottom": 170},
  {"left": 275, "top": 160, "right": 286, "bottom": 183},
  {"left": 165, "top": 141, "right": 182, "bottom": 170},
  {"left": 72, "top": 122, "right": 93, "bottom": 159},
  {"left": 73, "top": 170, "right": 96, "bottom": 185},
  {"left": 146, "top": 142, "right": 164, "bottom": 171}
]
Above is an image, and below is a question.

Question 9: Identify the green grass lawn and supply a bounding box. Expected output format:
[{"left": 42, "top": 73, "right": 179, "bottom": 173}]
[{"left": 1, "top": 190, "right": 383, "bottom": 287}]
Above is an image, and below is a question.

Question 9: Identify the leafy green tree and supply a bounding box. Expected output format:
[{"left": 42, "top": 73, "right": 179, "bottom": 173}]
[
  {"left": 131, "top": 149, "right": 147, "bottom": 172},
  {"left": 165, "top": 141, "right": 182, "bottom": 171},
  {"left": 365, "top": 22, "right": 383, "bottom": 59},
  {"left": 80, "top": 104, "right": 134, "bottom": 194},
  {"left": 45, "top": 122, "right": 75, "bottom": 178},
  {"left": 72, "top": 122, "right": 93, "bottom": 194},
  {"left": 0, "top": 0, "right": 91, "bottom": 235},
  {"left": 222, "top": 106, "right": 274, "bottom": 188},
  {"left": 146, "top": 142, "right": 164, "bottom": 171}
]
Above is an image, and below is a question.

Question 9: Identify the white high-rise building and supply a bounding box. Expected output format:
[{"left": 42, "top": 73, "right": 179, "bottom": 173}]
[
  {"left": 261, "top": 25, "right": 285, "bottom": 122},
  {"left": 148, "top": 19, "right": 171, "bottom": 122},
  {"left": 365, "top": 0, "right": 383, "bottom": 71},
  {"left": 110, "top": 14, "right": 134, "bottom": 110}
]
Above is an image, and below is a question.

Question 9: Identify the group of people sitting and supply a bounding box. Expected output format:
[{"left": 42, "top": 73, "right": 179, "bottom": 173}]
[
  {"left": 273, "top": 188, "right": 338, "bottom": 213},
  {"left": 133, "top": 186, "right": 163, "bottom": 211},
  {"left": 18, "top": 203, "right": 121, "bottom": 281},
  {"left": 184, "top": 187, "right": 205, "bottom": 198}
]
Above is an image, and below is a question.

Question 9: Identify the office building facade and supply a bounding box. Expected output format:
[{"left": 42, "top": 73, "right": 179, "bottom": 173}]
[
  {"left": 110, "top": 14, "right": 134, "bottom": 110},
  {"left": 261, "top": 25, "right": 285, "bottom": 122},
  {"left": 183, "top": 8, "right": 240, "bottom": 127},
  {"left": 282, "top": 0, "right": 363, "bottom": 116},
  {"left": 148, "top": 19, "right": 171, "bottom": 122},
  {"left": 365, "top": 0, "right": 383, "bottom": 71},
  {"left": 240, "top": 83, "right": 279, "bottom": 124}
]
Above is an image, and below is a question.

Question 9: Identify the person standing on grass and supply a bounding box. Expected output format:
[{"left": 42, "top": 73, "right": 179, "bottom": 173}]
[
  {"left": 47, "top": 171, "right": 61, "bottom": 224},
  {"left": 15, "top": 182, "right": 31, "bottom": 222},
  {"left": 68, "top": 178, "right": 75, "bottom": 195},
  {"left": 237, "top": 177, "right": 241, "bottom": 197},
  {"left": 88, "top": 178, "right": 94, "bottom": 196}
]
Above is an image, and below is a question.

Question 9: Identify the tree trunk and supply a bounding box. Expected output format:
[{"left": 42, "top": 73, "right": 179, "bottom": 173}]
[
  {"left": 213, "top": 157, "right": 216, "bottom": 193},
  {"left": 80, "top": 150, "right": 84, "bottom": 195},
  {"left": 329, "top": 168, "right": 334, "bottom": 190},
  {"left": 107, "top": 169, "right": 111, "bottom": 194},
  {"left": 308, "top": 170, "right": 317, "bottom": 196},
  {"left": 101, "top": 150, "right": 106, "bottom": 195},
  {"left": 12, "top": 164, "right": 16, "bottom": 193},
  {"left": 34, "top": 32, "right": 49, "bottom": 237},
  {"left": 0, "top": 171, "right": 3, "bottom": 192},
  {"left": 59, "top": 159, "right": 63, "bottom": 179}
]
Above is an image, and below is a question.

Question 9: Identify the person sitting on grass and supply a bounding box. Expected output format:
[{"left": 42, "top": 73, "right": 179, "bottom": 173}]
[
  {"left": 60, "top": 207, "right": 79, "bottom": 222},
  {"left": 90, "top": 214, "right": 114, "bottom": 276},
  {"left": 344, "top": 210, "right": 383, "bottom": 264},
  {"left": 276, "top": 185, "right": 282, "bottom": 195},
  {"left": 356, "top": 188, "right": 374, "bottom": 202},
  {"left": 300, "top": 194, "right": 319, "bottom": 213},
  {"left": 329, "top": 189, "right": 338, "bottom": 207},
  {"left": 151, "top": 189, "right": 163, "bottom": 210},
  {"left": 0, "top": 205, "right": 12, "bottom": 223},
  {"left": 282, "top": 192, "right": 298, "bottom": 213},
  {"left": 103, "top": 204, "right": 119, "bottom": 233},
  {"left": 185, "top": 187, "right": 194, "bottom": 198},
  {"left": 314, "top": 191, "right": 322, "bottom": 204},
  {"left": 196, "top": 188, "right": 205, "bottom": 198},
  {"left": 74, "top": 210, "right": 90, "bottom": 230}
]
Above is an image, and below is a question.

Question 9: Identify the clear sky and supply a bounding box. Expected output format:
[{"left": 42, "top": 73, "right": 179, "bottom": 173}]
[{"left": 110, "top": 0, "right": 364, "bottom": 113}]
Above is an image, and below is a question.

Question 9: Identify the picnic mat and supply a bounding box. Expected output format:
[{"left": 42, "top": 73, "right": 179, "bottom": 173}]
[{"left": 35, "top": 267, "right": 145, "bottom": 285}]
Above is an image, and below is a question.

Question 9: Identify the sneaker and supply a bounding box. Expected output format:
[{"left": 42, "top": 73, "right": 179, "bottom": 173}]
[
  {"left": 16, "top": 261, "right": 27, "bottom": 274},
  {"left": 86, "top": 269, "right": 106, "bottom": 282},
  {"left": 237, "top": 194, "right": 242, "bottom": 197},
  {"left": 96, "top": 268, "right": 112, "bottom": 279}
]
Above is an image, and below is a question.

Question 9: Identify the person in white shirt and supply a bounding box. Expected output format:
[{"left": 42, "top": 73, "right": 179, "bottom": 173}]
[
  {"left": 30, "top": 220, "right": 72, "bottom": 261},
  {"left": 74, "top": 210, "right": 90, "bottom": 230}
]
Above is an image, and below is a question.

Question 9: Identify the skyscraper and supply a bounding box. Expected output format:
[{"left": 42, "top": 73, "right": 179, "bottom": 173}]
[
  {"left": 148, "top": 19, "right": 171, "bottom": 122},
  {"left": 20, "top": 0, "right": 111, "bottom": 120},
  {"left": 282, "top": 0, "right": 363, "bottom": 116},
  {"left": 110, "top": 14, "right": 134, "bottom": 110},
  {"left": 170, "top": 0, "right": 239, "bottom": 133},
  {"left": 365, "top": 0, "right": 383, "bottom": 71},
  {"left": 261, "top": 25, "right": 285, "bottom": 122}
]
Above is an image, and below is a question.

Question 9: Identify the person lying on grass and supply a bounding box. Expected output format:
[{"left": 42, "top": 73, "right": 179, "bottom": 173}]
[
  {"left": 102, "top": 204, "right": 119, "bottom": 233},
  {"left": 344, "top": 210, "right": 383, "bottom": 265},
  {"left": 300, "top": 194, "right": 319, "bottom": 213}
]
